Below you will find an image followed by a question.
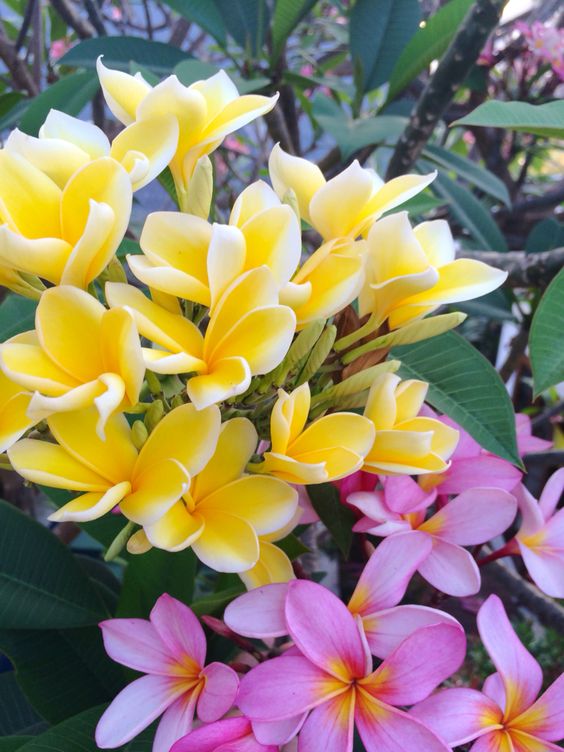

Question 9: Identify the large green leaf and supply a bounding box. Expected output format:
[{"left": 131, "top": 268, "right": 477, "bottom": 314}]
[
  {"left": 58, "top": 37, "right": 188, "bottom": 74},
  {"left": 0, "top": 500, "right": 107, "bottom": 629},
  {"left": 271, "top": 0, "right": 318, "bottom": 63},
  {"left": 433, "top": 172, "right": 508, "bottom": 251},
  {"left": 0, "top": 295, "right": 36, "bottom": 339},
  {"left": 0, "top": 91, "right": 26, "bottom": 131},
  {"left": 307, "top": 483, "right": 356, "bottom": 558},
  {"left": 526, "top": 218, "right": 564, "bottom": 254},
  {"left": 393, "top": 332, "right": 521, "bottom": 466},
  {"left": 161, "top": 0, "right": 227, "bottom": 45},
  {"left": 387, "top": 0, "right": 474, "bottom": 102},
  {"left": 529, "top": 267, "right": 564, "bottom": 397},
  {"left": 19, "top": 72, "right": 99, "bottom": 136},
  {"left": 0, "top": 738, "right": 34, "bottom": 751},
  {"left": 0, "top": 673, "right": 42, "bottom": 736},
  {"left": 452, "top": 100, "right": 564, "bottom": 139},
  {"left": 214, "top": 0, "right": 270, "bottom": 55},
  {"left": 424, "top": 144, "right": 511, "bottom": 207},
  {"left": 350, "top": 0, "right": 421, "bottom": 93},
  {"left": 0, "top": 628, "right": 125, "bottom": 724},
  {"left": 190, "top": 585, "right": 245, "bottom": 617}
]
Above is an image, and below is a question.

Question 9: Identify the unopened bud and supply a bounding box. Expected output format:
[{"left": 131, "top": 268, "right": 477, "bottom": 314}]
[
  {"left": 130, "top": 420, "right": 148, "bottom": 450},
  {"left": 144, "top": 399, "right": 164, "bottom": 432}
]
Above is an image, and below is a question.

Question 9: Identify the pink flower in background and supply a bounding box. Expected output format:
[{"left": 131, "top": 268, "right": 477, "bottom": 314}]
[
  {"left": 96, "top": 594, "right": 239, "bottom": 752},
  {"left": 50, "top": 38, "right": 72, "bottom": 60},
  {"left": 237, "top": 580, "right": 465, "bottom": 751},
  {"left": 172, "top": 717, "right": 278, "bottom": 752},
  {"left": 349, "top": 478, "right": 517, "bottom": 595},
  {"left": 224, "top": 136, "right": 251, "bottom": 156},
  {"left": 514, "top": 468, "right": 564, "bottom": 597},
  {"left": 515, "top": 413, "right": 553, "bottom": 455},
  {"left": 412, "top": 594, "right": 564, "bottom": 750},
  {"left": 517, "top": 21, "right": 564, "bottom": 81},
  {"left": 225, "top": 533, "right": 458, "bottom": 658},
  {"left": 334, "top": 469, "right": 377, "bottom": 505}
]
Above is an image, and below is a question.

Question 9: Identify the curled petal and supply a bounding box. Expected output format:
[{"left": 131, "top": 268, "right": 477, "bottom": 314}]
[
  {"left": 197, "top": 662, "right": 239, "bottom": 722},
  {"left": 224, "top": 583, "right": 289, "bottom": 638}
]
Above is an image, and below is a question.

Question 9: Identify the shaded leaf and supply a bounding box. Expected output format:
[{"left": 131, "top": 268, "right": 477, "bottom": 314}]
[
  {"left": 452, "top": 100, "right": 564, "bottom": 139},
  {"left": 190, "top": 586, "right": 244, "bottom": 616},
  {"left": 19, "top": 72, "right": 99, "bottom": 136},
  {"left": 526, "top": 218, "right": 564, "bottom": 254},
  {"left": 161, "top": 0, "right": 227, "bottom": 45},
  {"left": 59, "top": 37, "right": 188, "bottom": 74},
  {"left": 271, "top": 0, "right": 319, "bottom": 63},
  {"left": 530, "top": 267, "right": 564, "bottom": 397},
  {"left": 0, "top": 737, "right": 34, "bottom": 751},
  {"left": 0, "top": 295, "right": 36, "bottom": 339},
  {"left": 214, "top": 0, "right": 270, "bottom": 55},
  {"left": 276, "top": 533, "right": 310, "bottom": 560},
  {"left": 307, "top": 483, "right": 356, "bottom": 557},
  {"left": 0, "top": 673, "right": 42, "bottom": 736}
]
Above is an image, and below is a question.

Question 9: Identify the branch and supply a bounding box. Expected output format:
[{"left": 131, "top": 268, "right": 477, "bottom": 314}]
[
  {"left": 49, "top": 0, "right": 95, "bottom": 38},
  {"left": 0, "top": 22, "right": 38, "bottom": 95},
  {"left": 457, "top": 247, "right": 564, "bottom": 288},
  {"left": 510, "top": 180, "right": 564, "bottom": 214},
  {"left": 386, "top": 0, "right": 505, "bottom": 179}
]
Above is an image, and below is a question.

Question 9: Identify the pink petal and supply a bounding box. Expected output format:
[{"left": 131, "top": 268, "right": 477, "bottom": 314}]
[
  {"left": 285, "top": 580, "right": 367, "bottom": 681},
  {"left": 363, "top": 623, "right": 466, "bottom": 706},
  {"left": 154, "top": 690, "right": 199, "bottom": 752},
  {"left": 362, "top": 604, "right": 460, "bottom": 659},
  {"left": 516, "top": 413, "right": 553, "bottom": 456},
  {"left": 438, "top": 415, "right": 481, "bottom": 459},
  {"left": 510, "top": 736, "right": 563, "bottom": 752},
  {"left": 96, "top": 674, "right": 183, "bottom": 748},
  {"left": 237, "top": 655, "right": 339, "bottom": 721},
  {"left": 298, "top": 691, "right": 355, "bottom": 752},
  {"left": 217, "top": 736, "right": 278, "bottom": 751},
  {"left": 418, "top": 539, "right": 481, "bottom": 596},
  {"left": 436, "top": 456, "right": 522, "bottom": 494},
  {"left": 411, "top": 688, "right": 503, "bottom": 745},
  {"left": 197, "top": 662, "right": 239, "bottom": 722},
  {"left": 150, "top": 593, "right": 206, "bottom": 667},
  {"left": 425, "top": 488, "right": 517, "bottom": 545},
  {"left": 355, "top": 692, "right": 450, "bottom": 752},
  {"left": 99, "top": 617, "right": 174, "bottom": 674},
  {"left": 539, "top": 468, "right": 564, "bottom": 521},
  {"left": 348, "top": 533, "right": 432, "bottom": 616},
  {"left": 471, "top": 731, "right": 514, "bottom": 752},
  {"left": 483, "top": 673, "right": 506, "bottom": 711},
  {"left": 224, "top": 583, "right": 288, "bottom": 639},
  {"left": 511, "top": 673, "right": 564, "bottom": 741},
  {"left": 477, "top": 595, "right": 543, "bottom": 720},
  {"left": 346, "top": 491, "right": 397, "bottom": 524},
  {"left": 353, "top": 518, "right": 412, "bottom": 536},
  {"left": 252, "top": 714, "right": 306, "bottom": 745},
  {"left": 382, "top": 476, "right": 435, "bottom": 514},
  {"left": 515, "top": 483, "right": 545, "bottom": 536},
  {"left": 171, "top": 718, "right": 252, "bottom": 752},
  {"left": 518, "top": 540, "right": 564, "bottom": 598}
]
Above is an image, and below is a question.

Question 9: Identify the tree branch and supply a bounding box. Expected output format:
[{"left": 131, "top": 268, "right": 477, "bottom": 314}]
[
  {"left": 457, "top": 247, "right": 564, "bottom": 288},
  {"left": 0, "top": 21, "right": 38, "bottom": 95},
  {"left": 49, "top": 0, "right": 95, "bottom": 38}
]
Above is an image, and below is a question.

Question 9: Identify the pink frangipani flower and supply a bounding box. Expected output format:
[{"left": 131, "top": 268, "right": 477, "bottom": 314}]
[
  {"left": 348, "top": 478, "right": 517, "bottom": 596},
  {"left": 96, "top": 594, "right": 239, "bottom": 752},
  {"left": 515, "top": 413, "right": 552, "bottom": 456},
  {"left": 171, "top": 716, "right": 278, "bottom": 752},
  {"left": 411, "top": 594, "right": 564, "bottom": 750},
  {"left": 225, "top": 533, "right": 458, "bottom": 658},
  {"left": 514, "top": 468, "right": 564, "bottom": 598},
  {"left": 237, "top": 579, "right": 466, "bottom": 751}
]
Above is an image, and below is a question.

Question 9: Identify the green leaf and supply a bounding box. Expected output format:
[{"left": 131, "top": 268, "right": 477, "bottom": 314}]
[
  {"left": 0, "top": 737, "right": 34, "bottom": 751},
  {"left": 350, "top": 0, "right": 421, "bottom": 94},
  {"left": 0, "top": 91, "right": 26, "bottom": 131},
  {"left": 386, "top": 0, "right": 474, "bottom": 102},
  {"left": 116, "top": 238, "right": 142, "bottom": 259},
  {"left": 530, "top": 267, "right": 564, "bottom": 397},
  {"left": 0, "top": 295, "right": 36, "bottom": 339},
  {"left": 117, "top": 548, "right": 198, "bottom": 618},
  {"left": 306, "top": 483, "right": 356, "bottom": 557},
  {"left": 271, "top": 0, "right": 318, "bottom": 63},
  {"left": 0, "top": 500, "right": 107, "bottom": 629},
  {"left": 162, "top": 0, "right": 227, "bottom": 45},
  {"left": 393, "top": 331, "right": 521, "bottom": 466},
  {"left": 214, "top": 0, "right": 270, "bottom": 55},
  {"left": 190, "top": 586, "right": 244, "bottom": 616},
  {"left": 526, "top": 218, "right": 564, "bottom": 254},
  {"left": 452, "top": 100, "right": 564, "bottom": 139},
  {"left": 0, "top": 627, "right": 125, "bottom": 724},
  {"left": 0, "top": 673, "right": 42, "bottom": 736},
  {"left": 424, "top": 144, "right": 511, "bottom": 207},
  {"left": 19, "top": 71, "right": 99, "bottom": 136},
  {"left": 387, "top": 191, "right": 446, "bottom": 218},
  {"left": 58, "top": 37, "right": 188, "bottom": 74},
  {"left": 276, "top": 533, "right": 310, "bottom": 560},
  {"left": 433, "top": 171, "right": 508, "bottom": 251}
]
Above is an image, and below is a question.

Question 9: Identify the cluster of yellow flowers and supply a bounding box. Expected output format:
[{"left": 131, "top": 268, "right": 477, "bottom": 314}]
[{"left": 0, "top": 61, "right": 507, "bottom": 588}]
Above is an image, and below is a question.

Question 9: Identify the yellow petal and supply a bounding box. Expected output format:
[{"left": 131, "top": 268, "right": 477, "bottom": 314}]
[
  {"left": 394, "top": 380, "right": 428, "bottom": 424},
  {"left": 270, "top": 383, "right": 311, "bottom": 454},
  {"left": 191, "top": 511, "right": 259, "bottom": 572},
  {"left": 309, "top": 160, "right": 374, "bottom": 240},
  {"left": 396, "top": 417, "right": 459, "bottom": 460},
  {"left": 268, "top": 143, "right": 325, "bottom": 223},
  {"left": 362, "top": 172, "right": 436, "bottom": 227},
  {"left": 39, "top": 109, "right": 110, "bottom": 159},
  {"left": 121, "top": 457, "right": 190, "bottom": 525},
  {"left": 363, "top": 429, "right": 448, "bottom": 475},
  {"left": 207, "top": 224, "right": 246, "bottom": 310},
  {"left": 144, "top": 503, "right": 204, "bottom": 552},
  {"left": 26, "top": 379, "right": 108, "bottom": 423},
  {"left": 186, "top": 356, "right": 251, "bottom": 409},
  {"left": 279, "top": 280, "right": 312, "bottom": 309},
  {"left": 190, "top": 70, "right": 239, "bottom": 118},
  {"left": 288, "top": 446, "right": 365, "bottom": 482},
  {"left": 259, "top": 451, "right": 328, "bottom": 484},
  {"left": 93, "top": 373, "right": 127, "bottom": 438},
  {"left": 230, "top": 180, "right": 280, "bottom": 227},
  {"left": 0, "top": 379, "right": 34, "bottom": 453},
  {"left": 142, "top": 348, "right": 206, "bottom": 375},
  {"left": 128, "top": 255, "right": 210, "bottom": 307},
  {"left": 413, "top": 219, "right": 455, "bottom": 268},
  {"left": 0, "top": 341, "right": 80, "bottom": 396},
  {"left": 364, "top": 373, "right": 401, "bottom": 430},
  {"left": 61, "top": 200, "right": 116, "bottom": 289},
  {"left": 127, "top": 529, "right": 153, "bottom": 554},
  {"left": 48, "top": 481, "right": 131, "bottom": 522},
  {"left": 100, "top": 307, "right": 144, "bottom": 406},
  {"left": 96, "top": 57, "right": 152, "bottom": 125},
  {"left": 239, "top": 540, "right": 295, "bottom": 590},
  {"left": 0, "top": 226, "right": 71, "bottom": 285},
  {"left": 291, "top": 413, "right": 375, "bottom": 463},
  {"left": 239, "top": 205, "right": 301, "bottom": 288},
  {"left": 141, "top": 211, "right": 211, "bottom": 278},
  {"left": 202, "top": 92, "right": 278, "bottom": 145},
  {"left": 181, "top": 154, "right": 213, "bottom": 218}
]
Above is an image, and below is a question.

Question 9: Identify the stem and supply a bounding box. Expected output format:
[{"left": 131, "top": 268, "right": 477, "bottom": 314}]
[
  {"left": 477, "top": 539, "right": 519, "bottom": 567},
  {"left": 104, "top": 521, "right": 137, "bottom": 562},
  {"left": 334, "top": 314, "right": 380, "bottom": 352}
]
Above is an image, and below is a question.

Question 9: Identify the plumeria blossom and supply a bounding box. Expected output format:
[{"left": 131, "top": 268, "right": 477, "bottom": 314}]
[
  {"left": 106, "top": 267, "right": 296, "bottom": 410},
  {"left": 97, "top": 594, "right": 239, "bottom": 752},
  {"left": 97, "top": 59, "right": 278, "bottom": 209},
  {"left": 128, "top": 181, "right": 301, "bottom": 309},
  {"left": 349, "top": 476, "right": 517, "bottom": 595},
  {"left": 362, "top": 372, "right": 459, "bottom": 475},
  {"left": 359, "top": 212, "right": 508, "bottom": 329},
  {"left": 172, "top": 717, "right": 279, "bottom": 752},
  {"left": 8, "top": 402, "right": 221, "bottom": 528},
  {"left": 516, "top": 412, "right": 553, "bottom": 455},
  {"left": 0, "top": 286, "right": 144, "bottom": 438},
  {"left": 237, "top": 579, "right": 465, "bottom": 751},
  {"left": 0, "top": 149, "right": 131, "bottom": 289},
  {"left": 5, "top": 108, "right": 178, "bottom": 192},
  {"left": 253, "top": 382, "right": 375, "bottom": 484},
  {"left": 0, "top": 370, "right": 34, "bottom": 453},
  {"left": 412, "top": 594, "right": 564, "bottom": 751},
  {"left": 225, "top": 533, "right": 458, "bottom": 657},
  {"left": 513, "top": 468, "right": 564, "bottom": 597},
  {"left": 268, "top": 143, "right": 435, "bottom": 241},
  {"left": 126, "top": 417, "right": 298, "bottom": 572}
]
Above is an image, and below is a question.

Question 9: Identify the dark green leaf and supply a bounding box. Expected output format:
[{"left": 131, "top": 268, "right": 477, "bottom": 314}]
[
  {"left": 456, "top": 289, "right": 515, "bottom": 322},
  {"left": 526, "top": 218, "right": 564, "bottom": 254},
  {"left": 116, "top": 238, "right": 142, "bottom": 259},
  {"left": 214, "top": 0, "right": 270, "bottom": 55},
  {"left": 59, "top": 37, "right": 188, "bottom": 74},
  {"left": 271, "top": 0, "right": 318, "bottom": 63},
  {"left": 0, "top": 673, "right": 42, "bottom": 736},
  {"left": 162, "top": 0, "right": 227, "bottom": 45},
  {"left": 530, "top": 267, "right": 564, "bottom": 397},
  {"left": 0, "top": 91, "right": 26, "bottom": 130},
  {"left": 350, "top": 0, "right": 421, "bottom": 93},
  {"left": 190, "top": 586, "right": 244, "bottom": 616},
  {"left": 385, "top": 192, "right": 446, "bottom": 218},
  {"left": 387, "top": 0, "right": 474, "bottom": 102},
  {"left": 452, "top": 100, "right": 564, "bottom": 139},
  {"left": 393, "top": 331, "right": 521, "bottom": 466},
  {"left": 19, "top": 72, "right": 99, "bottom": 136},
  {"left": 0, "top": 500, "right": 107, "bottom": 629},
  {"left": 0, "top": 737, "right": 34, "bottom": 751},
  {"left": 0, "top": 295, "right": 36, "bottom": 339},
  {"left": 307, "top": 483, "right": 356, "bottom": 557},
  {"left": 276, "top": 533, "right": 310, "bottom": 560}
]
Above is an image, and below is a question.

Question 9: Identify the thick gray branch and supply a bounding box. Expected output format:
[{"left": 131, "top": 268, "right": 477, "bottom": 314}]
[{"left": 457, "top": 247, "right": 564, "bottom": 287}]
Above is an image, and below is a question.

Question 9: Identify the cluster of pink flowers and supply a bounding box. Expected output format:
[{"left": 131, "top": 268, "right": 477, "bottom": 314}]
[{"left": 516, "top": 21, "right": 564, "bottom": 81}]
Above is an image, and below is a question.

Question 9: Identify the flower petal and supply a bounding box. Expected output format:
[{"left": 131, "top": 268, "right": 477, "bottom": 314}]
[
  {"left": 298, "top": 690, "right": 355, "bottom": 752},
  {"left": 96, "top": 57, "right": 152, "bottom": 125},
  {"left": 187, "top": 356, "right": 251, "bottom": 409},
  {"left": 268, "top": 144, "right": 325, "bottom": 223},
  {"left": 191, "top": 512, "right": 259, "bottom": 573},
  {"left": 121, "top": 458, "right": 190, "bottom": 525},
  {"left": 518, "top": 540, "right": 564, "bottom": 599},
  {"left": 150, "top": 592, "right": 206, "bottom": 668},
  {"left": 511, "top": 673, "right": 564, "bottom": 741},
  {"left": 100, "top": 616, "right": 175, "bottom": 674},
  {"left": 240, "top": 205, "right": 301, "bottom": 288},
  {"left": 153, "top": 691, "right": 199, "bottom": 752},
  {"left": 224, "top": 583, "right": 289, "bottom": 638},
  {"left": 309, "top": 160, "right": 374, "bottom": 240},
  {"left": 0, "top": 226, "right": 71, "bottom": 285},
  {"left": 239, "top": 540, "right": 295, "bottom": 590},
  {"left": 48, "top": 481, "right": 131, "bottom": 522},
  {"left": 435, "top": 455, "right": 522, "bottom": 494},
  {"left": 418, "top": 538, "right": 481, "bottom": 596},
  {"left": 471, "top": 731, "right": 515, "bottom": 752},
  {"left": 171, "top": 718, "right": 253, "bottom": 752},
  {"left": 197, "top": 662, "right": 239, "bottom": 722},
  {"left": 207, "top": 224, "right": 246, "bottom": 310},
  {"left": 538, "top": 468, "right": 564, "bottom": 521},
  {"left": 144, "top": 503, "right": 204, "bottom": 553}
]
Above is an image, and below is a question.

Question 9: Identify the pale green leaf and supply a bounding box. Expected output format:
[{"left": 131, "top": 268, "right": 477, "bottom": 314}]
[
  {"left": 530, "top": 267, "right": 564, "bottom": 396},
  {"left": 452, "top": 100, "right": 564, "bottom": 139}
]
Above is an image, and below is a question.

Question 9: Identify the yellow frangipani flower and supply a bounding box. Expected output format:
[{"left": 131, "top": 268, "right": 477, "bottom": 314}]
[
  {"left": 363, "top": 372, "right": 459, "bottom": 475},
  {"left": 0, "top": 151, "right": 131, "bottom": 290},
  {"left": 106, "top": 267, "right": 296, "bottom": 410},
  {"left": 97, "top": 59, "right": 278, "bottom": 210},
  {"left": 255, "top": 382, "right": 376, "bottom": 484},
  {"left": 0, "top": 286, "right": 144, "bottom": 438},
  {"left": 0, "top": 264, "right": 44, "bottom": 300},
  {"left": 0, "top": 371, "right": 34, "bottom": 454},
  {"left": 359, "top": 212, "right": 508, "bottom": 329},
  {"left": 136, "top": 417, "right": 298, "bottom": 572},
  {"left": 268, "top": 143, "right": 435, "bottom": 241},
  {"left": 128, "top": 181, "right": 301, "bottom": 309},
  {"left": 8, "top": 403, "right": 221, "bottom": 530},
  {"left": 5, "top": 109, "right": 179, "bottom": 192}
]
